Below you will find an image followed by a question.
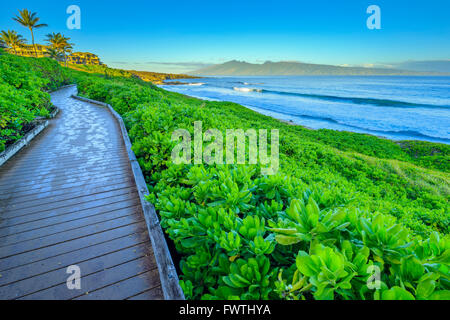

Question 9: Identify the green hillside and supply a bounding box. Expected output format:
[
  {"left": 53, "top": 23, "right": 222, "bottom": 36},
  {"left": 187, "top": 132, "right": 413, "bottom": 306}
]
[
  {"left": 66, "top": 63, "right": 197, "bottom": 84},
  {"left": 1, "top": 50, "right": 449, "bottom": 300}
]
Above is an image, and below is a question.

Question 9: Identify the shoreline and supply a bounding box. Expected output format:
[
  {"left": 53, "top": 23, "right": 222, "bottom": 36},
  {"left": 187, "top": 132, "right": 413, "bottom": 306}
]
[
  {"left": 158, "top": 85, "right": 449, "bottom": 146},
  {"left": 278, "top": 118, "right": 400, "bottom": 143}
]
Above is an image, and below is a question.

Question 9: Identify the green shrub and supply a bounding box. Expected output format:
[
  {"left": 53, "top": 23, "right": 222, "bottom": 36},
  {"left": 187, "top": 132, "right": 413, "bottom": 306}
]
[{"left": 0, "top": 52, "right": 69, "bottom": 151}]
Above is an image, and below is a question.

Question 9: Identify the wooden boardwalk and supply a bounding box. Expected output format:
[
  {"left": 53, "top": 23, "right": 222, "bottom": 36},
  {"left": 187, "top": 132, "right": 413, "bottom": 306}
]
[{"left": 0, "top": 86, "right": 164, "bottom": 300}]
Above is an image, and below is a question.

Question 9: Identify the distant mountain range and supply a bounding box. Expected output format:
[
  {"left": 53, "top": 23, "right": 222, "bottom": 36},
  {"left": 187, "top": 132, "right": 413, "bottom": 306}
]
[
  {"left": 391, "top": 60, "right": 450, "bottom": 73},
  {"left": 190, "top": 60, "right": 449, "bottom": 76}
]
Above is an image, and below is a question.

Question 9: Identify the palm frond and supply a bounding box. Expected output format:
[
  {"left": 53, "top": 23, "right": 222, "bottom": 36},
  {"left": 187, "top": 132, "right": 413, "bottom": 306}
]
[
  {"left": 13, "top": 9, "right": 47, "bottom": 29},
  {"left": 0, "top": 30, "right": 27, "bottom": 49}
]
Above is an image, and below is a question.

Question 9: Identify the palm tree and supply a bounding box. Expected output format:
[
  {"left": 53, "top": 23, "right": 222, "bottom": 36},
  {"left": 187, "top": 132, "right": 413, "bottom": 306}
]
[
  {"left": 0, "top": 30, "right": 26, "bottom": 55},
  {"left": 45, "top": 32, "right": 64, "bottom": 48},
  {"left": 45, "top": 47, "right": 64, "bottom": 61},
  {"left": 45, "top": 32, "right": 73, "bottom": 67},
  {"left": 13, "top": 9, "right": 47, "bottom": 57},
  {"left": 61, "top": 42, "right": 73, "bottom": 67}
]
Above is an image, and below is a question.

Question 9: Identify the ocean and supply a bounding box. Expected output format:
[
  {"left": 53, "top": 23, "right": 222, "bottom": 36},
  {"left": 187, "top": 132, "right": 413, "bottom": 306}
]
[{"left": 160, "top": 76, "right": 450, "bottom": 144}]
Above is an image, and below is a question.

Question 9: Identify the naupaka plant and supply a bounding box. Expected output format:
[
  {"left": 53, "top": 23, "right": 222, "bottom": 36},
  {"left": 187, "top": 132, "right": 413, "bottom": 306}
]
[{"left": 270, "top": 197, "right": 350, "bottom": 247}]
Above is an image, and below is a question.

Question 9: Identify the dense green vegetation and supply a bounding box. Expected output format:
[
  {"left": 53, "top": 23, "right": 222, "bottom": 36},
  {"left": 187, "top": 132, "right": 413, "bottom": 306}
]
[
  {"left": 71, "top": 67, "right": 449, "bottom": 300},
  {"left": 0, "top": 50, "right": 69, "bottom": 152},
  {"left": 1, "top": 51, "right": 448, "bottom": 300},
  {"left": 398, "top": 140, "right": 450, "bottom": 172},
  {"left": 294, "top": 128, "right": 449, "bottom": 172}
]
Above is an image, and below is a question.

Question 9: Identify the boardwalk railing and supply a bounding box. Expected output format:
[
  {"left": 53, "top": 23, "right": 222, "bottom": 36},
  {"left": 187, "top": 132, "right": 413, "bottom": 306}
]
[
  {"left": 0, "top": 121, "right": 49, "bottom": 167},
  {"left": 72, "top": 90, "right": 185, "bottom": 300}
]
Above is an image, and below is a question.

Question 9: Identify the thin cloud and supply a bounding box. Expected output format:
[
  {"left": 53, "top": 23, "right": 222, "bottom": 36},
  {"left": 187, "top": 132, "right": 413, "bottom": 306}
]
[{"left": 338, "top": 63, "right": 395, "bottom": 69}]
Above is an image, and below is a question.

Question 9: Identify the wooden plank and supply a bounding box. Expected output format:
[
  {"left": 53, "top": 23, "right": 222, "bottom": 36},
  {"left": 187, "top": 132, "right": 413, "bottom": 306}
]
[
  {"left": 0, "top": 160, "right": 125, "bottom": 183},
  {"left": 0, "top": 214, "right": 143, "bottom": 258},
  {"left": 76, "top": 269, "right": 161, "bottom": 300},
  {"left": 1, "top": 186, "right": 136, "bottom": 218},
  {"left": 20, "top": 256, "right": 158, "bottom": 300},
  {"left": 0, "top": 169, "right": 130, "bottom": 196},
  {"left": 0, "top": 173, "right": 132, "bottom": 201},
  {"left": 0, "top": 231, "right": 150, "bottom": 286},
  {"left": 0, "top": 223, "right": 148, "bottom": 271},
  {"left": 1, "top": 242, "right": 155, "bottom": 300},
  {"left": 0, "top": 193, "right": 139, "bottom": 229},
  {"left": 127, "top": 286, "right": 164, "bottom": 300},
  {"left": 0, "top": 199, "right": 139, "bottom": 234},
  {"left": 0, "top": 156, "right": 124, "bottom": 178},
  {"left": 0, "top": 214, "right": 144, "bottom": 259},
  {"left": 0, "top": 206, "right": 141, "bottom": 249},
  {"left": 1, "top": 180, "right": 135, "bottom": 212},
  {"left": 1, "top": 148, "right": 126, "bottom": 168},
  {"left": 0, "top": 165, "right": 130, "bottom": 191},
  {"left": 0, "top": 162, "right": 130, "bottom": 186}
]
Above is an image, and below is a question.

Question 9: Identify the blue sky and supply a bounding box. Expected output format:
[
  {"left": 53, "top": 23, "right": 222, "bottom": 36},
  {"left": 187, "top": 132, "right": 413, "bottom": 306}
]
[{"left": 1, "top": 0, "right": 449, "bottom": 73}]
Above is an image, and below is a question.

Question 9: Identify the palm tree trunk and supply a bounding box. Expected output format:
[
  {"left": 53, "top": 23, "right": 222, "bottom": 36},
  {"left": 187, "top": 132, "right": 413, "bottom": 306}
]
[
  {"left": 13, "top": 45, "right": 17, "bottom": 55},
  {"left": 30, "top": 28, "right": 37, "bottom": 57}
]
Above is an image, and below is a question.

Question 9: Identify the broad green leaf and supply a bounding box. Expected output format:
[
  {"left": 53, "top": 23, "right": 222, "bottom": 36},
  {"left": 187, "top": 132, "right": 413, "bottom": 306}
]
[{"left": 382, "top": 287, "right": 415, "bottom": 300}]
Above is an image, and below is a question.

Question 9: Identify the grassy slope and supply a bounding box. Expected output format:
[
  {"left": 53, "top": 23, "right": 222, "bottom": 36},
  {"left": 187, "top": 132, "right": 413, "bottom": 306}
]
[{"left": 67, "top": 63, "right": 197, "bottom": 84}]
